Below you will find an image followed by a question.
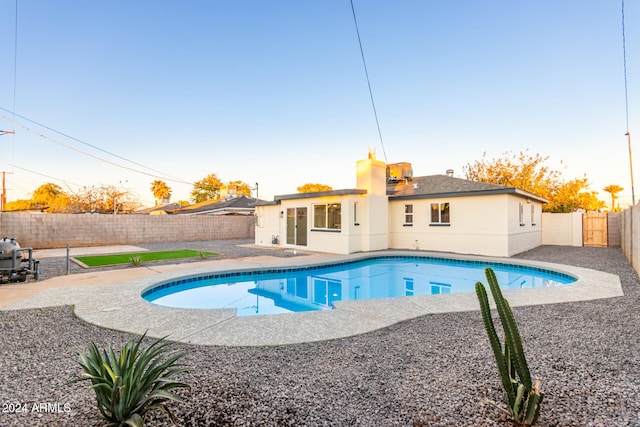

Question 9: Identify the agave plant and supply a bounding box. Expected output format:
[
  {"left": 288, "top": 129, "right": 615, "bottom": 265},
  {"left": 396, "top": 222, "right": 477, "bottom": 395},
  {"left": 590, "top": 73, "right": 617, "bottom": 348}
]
[
  {"left": 475, "top": 267, "right": 543, "bottom": 426},
  {"left": 71, "top": 333, "right": 191, "bottom": 427},
  {"left": 129, "top": 256, "right": 144, "bottom": 266}
]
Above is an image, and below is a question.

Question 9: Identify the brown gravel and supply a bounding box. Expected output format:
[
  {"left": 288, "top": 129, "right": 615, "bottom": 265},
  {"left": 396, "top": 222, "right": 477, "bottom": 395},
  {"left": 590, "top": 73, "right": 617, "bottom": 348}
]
[{"left": 1, "top": 244, "right": 638, "bottom": 426}]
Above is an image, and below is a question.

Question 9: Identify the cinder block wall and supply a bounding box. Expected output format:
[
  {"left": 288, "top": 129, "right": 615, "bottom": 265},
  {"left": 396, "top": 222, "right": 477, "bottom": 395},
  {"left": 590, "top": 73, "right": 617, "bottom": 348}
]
[{"left": 0, "top": 213, "right": 254, "bottom": 249}]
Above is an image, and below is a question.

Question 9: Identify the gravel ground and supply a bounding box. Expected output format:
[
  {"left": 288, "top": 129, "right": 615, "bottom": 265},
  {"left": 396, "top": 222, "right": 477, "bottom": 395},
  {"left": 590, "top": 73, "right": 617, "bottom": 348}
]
[{"left": 1, "top": 243, "right": 639, "bottom": 426}]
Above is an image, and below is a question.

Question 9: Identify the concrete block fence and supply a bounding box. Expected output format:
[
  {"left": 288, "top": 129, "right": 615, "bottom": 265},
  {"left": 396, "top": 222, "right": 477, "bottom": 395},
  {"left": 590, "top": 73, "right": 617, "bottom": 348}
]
[{"left": 0, "top": 213, "right": 254, "bottom": 249}]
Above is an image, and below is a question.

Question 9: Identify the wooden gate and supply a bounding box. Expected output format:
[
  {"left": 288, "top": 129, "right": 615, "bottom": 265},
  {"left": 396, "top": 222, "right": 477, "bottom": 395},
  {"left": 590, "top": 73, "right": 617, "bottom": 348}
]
[{"left": 583, "top": 213, "right": 608, "bottom": 247}]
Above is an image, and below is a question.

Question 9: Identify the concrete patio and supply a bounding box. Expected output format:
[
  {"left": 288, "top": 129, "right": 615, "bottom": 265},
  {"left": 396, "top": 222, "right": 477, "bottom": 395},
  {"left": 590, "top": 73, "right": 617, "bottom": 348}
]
[{"left": 0, "top": 246, "right": 623, "bottom": 346}]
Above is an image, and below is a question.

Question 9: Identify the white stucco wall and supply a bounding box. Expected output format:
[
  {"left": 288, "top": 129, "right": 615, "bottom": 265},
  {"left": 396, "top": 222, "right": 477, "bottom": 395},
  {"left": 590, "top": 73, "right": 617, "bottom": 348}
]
[
  {"left": 506, "top": 197, "right": 543, "bottom": 255},
  {"left": 256, "top": 194, "right": 368, "bottom": 255},
  {"left": 388, "top": 194, "right": 542, "bottom": 257},
  {"left": 356, "top": 157, "right": 389, "bottom": 251},
  {"left": 254, "top": 204, "right": 282, "bottom": 247}
]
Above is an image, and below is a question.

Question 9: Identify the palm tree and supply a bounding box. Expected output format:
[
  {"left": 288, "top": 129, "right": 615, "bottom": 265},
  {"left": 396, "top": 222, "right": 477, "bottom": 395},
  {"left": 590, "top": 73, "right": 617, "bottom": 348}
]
[
  {"left": 603, "top": 184, "right": 624, "bottom": 212},
  {"left": 150, "top": 180, "right": 172, "bottom": 206}
]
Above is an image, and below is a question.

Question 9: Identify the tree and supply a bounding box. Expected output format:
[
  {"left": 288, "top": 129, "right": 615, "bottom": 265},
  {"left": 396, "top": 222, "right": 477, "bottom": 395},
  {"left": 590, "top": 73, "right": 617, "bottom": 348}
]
[
  {"left": 33, "top": 183, "right": 72, "bottom": 212},
  {"left": 69, "top": 185, "right": 141, "bottom": 214},
  {"left": 226, "top": 181, "right": 252, "bottom": 197},
  {"left": 190, "top": 173, "right": 223, "bottom": 203},
  {"left": 464, "top": 150, "right": 604, "bottom": 212},
  {"left": 297, "top": 183, "right": 333, "bottom": 193},
  {"left": 3, "top": 199, "right": 35, "bottom": 212},
  {"left": 150, "top": 180, "right": 172, "bottom": 206},
  {"left": 603, "top": 185, "right": 624, "bottom": 212},
  {"left": 3, "top": 182, "right": 71, "bottom": 212}
]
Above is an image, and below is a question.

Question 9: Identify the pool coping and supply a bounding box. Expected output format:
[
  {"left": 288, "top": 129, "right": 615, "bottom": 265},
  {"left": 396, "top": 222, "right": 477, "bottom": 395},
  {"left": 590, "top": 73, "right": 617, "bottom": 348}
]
[{"left": 1, "top": 250, "right": 623, "bottom": 346}]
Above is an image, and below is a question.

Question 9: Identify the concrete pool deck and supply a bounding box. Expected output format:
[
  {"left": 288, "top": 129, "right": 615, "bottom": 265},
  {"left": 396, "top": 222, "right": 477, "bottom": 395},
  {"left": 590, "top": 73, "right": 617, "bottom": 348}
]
[{"left": 0, "top": 248, "right": 623, "bottom": 346}]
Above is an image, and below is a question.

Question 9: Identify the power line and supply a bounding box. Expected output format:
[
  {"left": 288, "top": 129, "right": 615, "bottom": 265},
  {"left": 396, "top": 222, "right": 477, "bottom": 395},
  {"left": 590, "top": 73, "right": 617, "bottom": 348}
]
[
  {"left": 349, "top": 0, "right": 388, "bottom": 162},
  {"left": 0, "top": 111, "right": 194, "bottom": 186},
  {"left": 2, "top": 161, "right": 84, "bottom": 188},
  {"left": 0, "top": 107, "right": 191, "bottom": 185}
]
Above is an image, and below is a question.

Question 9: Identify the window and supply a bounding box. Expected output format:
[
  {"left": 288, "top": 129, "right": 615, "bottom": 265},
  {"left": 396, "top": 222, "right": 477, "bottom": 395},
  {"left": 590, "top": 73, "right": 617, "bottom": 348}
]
[
  {"left": 430, "top": 202, "right": 450, "bottom": 224},
  {"left": 519, "top": 202, "right": 524, "bottom": 226},
  {"left": 313, "top": 203, "right": 341, "bottom": 230},
  {"left": 404, "top": 204, "right": 413, "bottom": 225},
  {"left": 530, "top": 205, "right": 536, "bottom": 225},
  {"left": 354, "top": 202, "right": 359, "bottom": 226}
]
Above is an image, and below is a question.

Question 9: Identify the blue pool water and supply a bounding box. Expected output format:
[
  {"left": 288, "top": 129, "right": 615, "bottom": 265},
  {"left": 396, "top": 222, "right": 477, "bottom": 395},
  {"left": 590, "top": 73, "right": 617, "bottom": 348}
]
[{"left": 142, "top": 256, "right": 576, "bottom": 316}]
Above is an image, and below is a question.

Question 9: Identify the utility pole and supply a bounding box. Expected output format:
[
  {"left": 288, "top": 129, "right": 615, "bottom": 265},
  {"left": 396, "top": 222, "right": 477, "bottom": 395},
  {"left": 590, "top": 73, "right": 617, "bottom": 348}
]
[
  {"left": 0, "top": 130, "right": 15, "bottom": 211},
  {"left": 1, "top": 171, "right": 14, "bottom": 211}
]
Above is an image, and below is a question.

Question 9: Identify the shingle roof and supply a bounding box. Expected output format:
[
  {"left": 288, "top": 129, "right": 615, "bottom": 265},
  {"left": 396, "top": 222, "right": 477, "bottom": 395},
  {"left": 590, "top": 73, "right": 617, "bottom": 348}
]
[
  {"left": 274, "top": 189, "right": 367, "bottom": 202},
  {"left": 134, "top": 202, "right": 185, "bottom": 215},
  {"left": 170, "top": 196, "right": 257, "bottom": 214},
  {"left": 388, "top": 175, "right": 547, "bottom": 203}
]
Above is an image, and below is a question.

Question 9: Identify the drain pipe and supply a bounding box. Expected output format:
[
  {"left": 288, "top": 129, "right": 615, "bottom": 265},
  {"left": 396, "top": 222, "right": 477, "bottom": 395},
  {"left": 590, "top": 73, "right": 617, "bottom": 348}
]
[{"left": 66, "top": 243, "right": 70, "bottom": 275}]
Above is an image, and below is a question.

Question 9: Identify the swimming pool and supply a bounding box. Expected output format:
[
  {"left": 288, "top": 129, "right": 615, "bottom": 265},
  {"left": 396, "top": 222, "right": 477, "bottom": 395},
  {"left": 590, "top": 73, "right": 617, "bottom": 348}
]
[{"left": 142, "top": 255, "right": 576, "bottom": 316}]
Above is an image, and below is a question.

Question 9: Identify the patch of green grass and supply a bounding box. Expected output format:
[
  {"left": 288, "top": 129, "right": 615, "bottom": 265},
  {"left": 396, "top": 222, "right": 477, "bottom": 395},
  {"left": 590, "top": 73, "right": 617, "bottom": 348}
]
[{"left": 75, "top": 249, "right": 217, "bottom": 267}]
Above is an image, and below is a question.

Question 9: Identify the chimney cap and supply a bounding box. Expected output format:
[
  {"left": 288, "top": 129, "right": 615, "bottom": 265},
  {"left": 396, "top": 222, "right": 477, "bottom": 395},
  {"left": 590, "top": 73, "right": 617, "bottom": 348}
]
[{"left": 446, "top": 169, "right": 454, "bottom": 177}]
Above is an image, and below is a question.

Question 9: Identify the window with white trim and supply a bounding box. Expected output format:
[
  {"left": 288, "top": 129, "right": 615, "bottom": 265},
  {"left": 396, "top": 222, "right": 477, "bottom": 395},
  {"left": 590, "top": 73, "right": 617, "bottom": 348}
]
[
  {"left": 313, "top": 203, "right": 341, "bottom": 230},
  {"left": 354, "top": 202, "right": 359, "bottom": 225},
  {"left": 519, "top": 202, "right": 524, "bottom": 225},
  {"left": 430, "top": 202, "right": 450, "bottom": 224},
  {"left": 530, "top": 205, "right": 535, "bottom": 225},
  {"left": 404, "top": 204, "right": 413, "bottom": 225}
]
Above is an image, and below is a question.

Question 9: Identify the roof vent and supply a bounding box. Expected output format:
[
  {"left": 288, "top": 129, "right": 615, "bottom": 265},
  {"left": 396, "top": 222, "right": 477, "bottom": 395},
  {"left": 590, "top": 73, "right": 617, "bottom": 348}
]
[
  {"left": 413, "top": 183, "right": 418, "bottom": 189},
  {"left": 446, "top": 169, "right": 454, "bottom": 177}
]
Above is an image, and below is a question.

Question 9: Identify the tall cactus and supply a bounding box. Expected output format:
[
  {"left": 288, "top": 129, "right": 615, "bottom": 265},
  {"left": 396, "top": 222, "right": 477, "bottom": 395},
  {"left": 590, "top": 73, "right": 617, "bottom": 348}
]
[{"left": 475, "top": 267, "right": 543, "bottom": 426}]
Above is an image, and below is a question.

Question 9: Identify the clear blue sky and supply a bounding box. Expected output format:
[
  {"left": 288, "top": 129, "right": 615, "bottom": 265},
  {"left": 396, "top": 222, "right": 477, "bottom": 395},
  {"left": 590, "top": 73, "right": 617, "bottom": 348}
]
[{"left": 0, "top": 0, "right": 638, "bottom": 208}]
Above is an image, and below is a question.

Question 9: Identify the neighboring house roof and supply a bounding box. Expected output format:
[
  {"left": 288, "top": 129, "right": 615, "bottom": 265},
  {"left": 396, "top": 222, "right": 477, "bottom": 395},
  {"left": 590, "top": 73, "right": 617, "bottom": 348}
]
[
  {"left": 169, "top": 196, "right": 257, "bottom": 215},
  {"left": 133, "top": 203, "right": 185, "bottom": 215},
  {"left": 388, "top": 175, "right": 547, "bottom": 203},
  {"left": 274, "top": 189, "right": 368, "bottom": 202},
  {"left": 254, "top": 189, "right": 368, "bottom": 206}
]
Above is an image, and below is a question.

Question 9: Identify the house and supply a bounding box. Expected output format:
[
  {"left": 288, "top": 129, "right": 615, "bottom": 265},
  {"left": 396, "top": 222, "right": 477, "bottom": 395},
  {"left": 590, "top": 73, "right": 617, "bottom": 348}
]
[
  {"left": 254, "top": 153, "right": 547, "bottom": 257},
  {"left": 133, "top": 203, "right": 185, "bottom": 215},
  {"left": 169, "top": 195, "right": 256, "bottom": 216}
]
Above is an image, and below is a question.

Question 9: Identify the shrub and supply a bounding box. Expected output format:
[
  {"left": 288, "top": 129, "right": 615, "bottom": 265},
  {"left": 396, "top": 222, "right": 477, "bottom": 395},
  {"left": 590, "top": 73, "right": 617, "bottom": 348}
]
[
  {"left": 71, "top": 333, "right": 190, "bottom": 427},
  {"left": 475, "top": 267, "right": 543, "bottom": 426},
  {"left": 130, "top": 256, "right": 143, "bottom": 266}
]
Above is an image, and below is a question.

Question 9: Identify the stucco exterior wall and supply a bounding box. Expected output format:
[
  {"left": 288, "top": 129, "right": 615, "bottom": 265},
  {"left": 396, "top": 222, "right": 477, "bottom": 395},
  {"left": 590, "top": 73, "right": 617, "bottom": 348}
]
[
  {"left": 506, "top": 197, "right": 543, "bottom": 255},
  {"left": 254, "top": 205, "right": 282, "bottom": 247},
  {"left": 356, "top": 157, "right": 389, "bottom": 252},
  {"left": 255, "top": 195, "right": 368, "bottom": 255},
  {"left": 388, "top": 195, "right": 542, "bottom": 257},
  {"left": 0, "top": 212, "right": 254, "bottom": 249}
]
